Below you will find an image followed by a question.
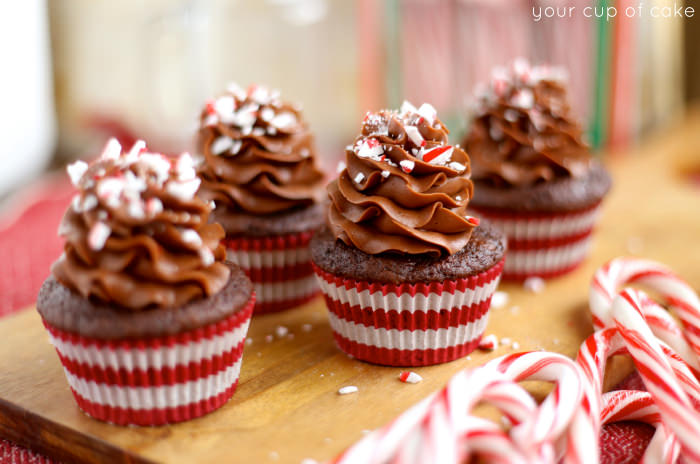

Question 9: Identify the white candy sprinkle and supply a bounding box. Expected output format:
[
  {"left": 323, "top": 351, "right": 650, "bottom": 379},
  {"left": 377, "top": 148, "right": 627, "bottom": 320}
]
[
  {"left": 511, "top": 89, "right": 534, "bottom": 109},
  {"left": 200, "top": 248, "right": 215, "bottom": 266},
  {"left": 270, "top": 112, "right": 296, "bottom": 129},
  {"left": 241, "top": 126, "right": 252, "bottom": 136},
  {"left": 166, "top": 178, "right": 201, "bottom": 201},
  {"left": 336, "top": 161, "right": 346, "bottom": 173},
  {"left": 523, "top": 276, "right": 545, "bottom": 293},
  {"left": 175, "top": 153, "right": 196, "bottom": 180},
  {"left": 302, "top": 323, "right": 312, "bottom": 332},
  {"left": 226, "top": 82, "right": 246, "bottom": 100},
  {"left": 275, "top": 326, "right": 289, "bottom": 338},
  {"left": 88, "top": 221, "right": 111, "bottom": 251},
  {"left": 301, "top": 459, "right": 319, "bottom": 464},
  {"left": 399, "top": 160, "right": 415, "bottom": 173},
  {"left": 252, "top": 127, "right": 265, "bottom": 136},
  {"left": 381, "top": 170, "right": 390, "bottom": 178},
  {"left": 214, "top": 95, "right": 235, "bottom": 117},
  {"left": 82, "top": 194, "right": 98, "bottom": 211},
  {"left": 504, "top": 109, "right": 520, "bottom": 123},
  {"left": 139, "top": 153, "right": 171, "bottom": 184},
  {"left": 181, "top": 229, "right": 202, "bottom": 247},
  {"left": 354, "top": 172, "right": 365, "bottom": 184},
  {"left": 512, "top": 342, "right": 521, "bottom": 350},
  {"left": 146, "top": 198, "right": 163, "bottom": 215},
  {"left": 67, "top": 161, "right": 88, "bottom": 187},
  {"left": 265, "top": 335, "right": 274, "bottom": 343},
  {"left": 126, "top": 140, "right": 146, "bottom": 162},
  {"left": 245, "top": 338, "right": 253, "bottom": 346},
  {"left": 268, "top": 451, "right": 279, "bottom": 461},
  {"left": 211, "top": 136, "right": 234, "bottom": 155},
  {"left": 96, "top": 178, "right": 125, "bottom": 205},
  {"left": 448, "top": 161, "right": 466, "bottom": 172},
  {"left": 127, "top": 200, "right": 145, "bottom": 219},
  {"left": 491, "top": 291, "right": 509, "bottom": 309},
  {"left": 100, "top": 138, "right": 122, "bottom": 161},
  {"left": 404, "top": 126, "right": 424, "bottom": 147},
  {"left": 338, "top": 386, "right": 358, "bottom": 395},
  {"left": 400, "top": 100, "right": 417, "bottom": 115},
  {"left": 260, "top": 107, "right": 274, "bottom": 122},
  {"left": 500, "top": 337, "right": 512, "bottom": 346},
  {"left": 417, "top": 103, "right": 437, "bottom": 125},
  {"left": 355, "top": 139, "right": 384, "bottom": 159},
  {"left": 489, "top": 124, "right": 504, "bottom": 141}
]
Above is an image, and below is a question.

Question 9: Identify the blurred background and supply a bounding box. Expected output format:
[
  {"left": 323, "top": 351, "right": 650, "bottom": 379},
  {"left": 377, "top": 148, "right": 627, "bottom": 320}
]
[{"left": 0, "top": 0, "right": 697, "bottom": 310}]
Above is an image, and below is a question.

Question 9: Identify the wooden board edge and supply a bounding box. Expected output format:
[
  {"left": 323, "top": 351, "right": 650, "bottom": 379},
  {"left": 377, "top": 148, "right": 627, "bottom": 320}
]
[{"left": 0, "top": 397, "right": 154, "bottom": 464}]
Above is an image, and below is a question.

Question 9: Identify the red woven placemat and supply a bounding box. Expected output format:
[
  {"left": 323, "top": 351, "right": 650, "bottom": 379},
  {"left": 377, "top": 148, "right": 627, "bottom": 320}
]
[{"left": 0, "top": 177, "right": 653, "bottom": 463}]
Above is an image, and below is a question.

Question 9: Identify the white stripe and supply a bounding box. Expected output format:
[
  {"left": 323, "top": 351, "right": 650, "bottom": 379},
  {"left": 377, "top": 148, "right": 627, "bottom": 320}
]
[
  {"left": 327, "top": 312, "right": 488, "bottom": 350},
  {"left": 50, "top": 320, "right": 250, "bottom": 371},
  {"left": 254, "top": 275, "right": 318, "bottom": 303},
  {"left": 481, "top": 206, "right": 601, "bottom": 240},
  {"left": 226, "top": 247, "right": 310, "bottom": 269},
  {"left": 64, "top": 358, "right": 242, "bottom": 410},
  {"left": 505, "top": 238, "right": 592, "bottom": 274},
  {"left": 315, "top": 275, "right": 500, "bottom": 313}
]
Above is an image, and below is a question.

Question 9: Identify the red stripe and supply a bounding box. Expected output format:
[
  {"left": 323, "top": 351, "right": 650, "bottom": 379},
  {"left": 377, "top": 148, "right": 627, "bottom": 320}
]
[
  {"left": 43, "top": 295, "right": 255, "bottom": 349},
  {"left": 507, "top": 228, "right": 593, "bottom": 250},
  {"left": 312, "top": 258, "right": 504, "bottom": 298},
  {"left": 55, "top": 340, "right": 244, "bottom": 387},
  {"left": 502, "top": 259, "right": 585, "bottom": 282},
  {"left": 223, "top": 230, "right": 313, "bottom": 252},
  {"left": 323, "top": 296, "right": 491, "bottom": 331},
  {"left": 470, "top": 201, "right": 601, "bottom": 220},
  {"left": 244, "top": 262, "right": 314, "bottom": 283},
  {"left": 69, "top": 380, "right": 239, "bottom": 426},
  {"left": 253, "top": 292, "right": 320, "bottom": 315},
  {"left": 332, "top": 332, "right": 482, "bottom": 367}
]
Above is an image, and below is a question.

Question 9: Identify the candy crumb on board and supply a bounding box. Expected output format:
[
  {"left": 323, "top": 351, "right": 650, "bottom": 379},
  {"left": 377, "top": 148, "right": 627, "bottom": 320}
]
[
  {"left": 478, "top": 334, "right": 498, "bottom": 350},
  {"left": 338, "top": 386, "right": 358, "bottom": 395},
  {"left": 491, "top": 291, "right": 509, "bottom": 309},
  {"left": 523, "top": 276, "right": 545, "bottom": 293},
  {"left": 398, "top": 371, "right": 423, "bottom": 384}
]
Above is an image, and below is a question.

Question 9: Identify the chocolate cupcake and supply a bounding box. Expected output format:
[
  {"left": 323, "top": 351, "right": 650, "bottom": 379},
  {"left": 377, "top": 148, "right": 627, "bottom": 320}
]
[
  {"left": 37, "top": 138, "right": 255, "bottom": 426},
  {"left": 196, "top": 84, "right": 326, "bottom": 314},
  {"left": 463, "top": 60, "right": 612, "bottom": 280},
  {"left": 311, "top": 102, "right": 506, "bottom": 366}
]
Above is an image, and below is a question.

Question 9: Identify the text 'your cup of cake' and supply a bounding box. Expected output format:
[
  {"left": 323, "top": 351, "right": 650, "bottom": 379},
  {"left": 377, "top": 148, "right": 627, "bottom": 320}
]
[
  {"left": 311, "top": 102, "right": 507, "bottom": 367},
  {"left": 196, "top": 84, "right": 326, "bottom": 314},
  {"left": 37, "top": 139, "right": 255, "bottom": 426},
  {"left": 463, "top": 59, "right": 612, "bottom": 281}
]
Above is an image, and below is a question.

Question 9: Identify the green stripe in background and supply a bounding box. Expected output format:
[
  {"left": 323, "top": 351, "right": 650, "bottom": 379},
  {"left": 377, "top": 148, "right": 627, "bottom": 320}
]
[
  {"left": 384, "top": 0, "right": 402, "bottom": 109},
  {"left": 590, "top": 0, "right": 615, "bottom": 150}
]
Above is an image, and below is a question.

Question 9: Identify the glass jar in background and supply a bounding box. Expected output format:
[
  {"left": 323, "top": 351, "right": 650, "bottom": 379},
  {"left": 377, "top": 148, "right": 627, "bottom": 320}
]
[{"left": 49, "top": 0, "right": 361, "bottom": 172}]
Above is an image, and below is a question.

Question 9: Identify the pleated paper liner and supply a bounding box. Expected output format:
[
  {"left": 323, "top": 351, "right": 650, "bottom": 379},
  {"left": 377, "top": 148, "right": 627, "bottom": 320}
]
[
  {"left": 470, "top": 203, "right": 602, "bottom": 281},
  {"left": 224, "top": 231, "right": 319, "bottom": 314},
  {"left": 313, "top": 258, "right": 504, "bottom": 366},
  {"left": 41, "top": 294, "right": 255, "bottom": 426}
]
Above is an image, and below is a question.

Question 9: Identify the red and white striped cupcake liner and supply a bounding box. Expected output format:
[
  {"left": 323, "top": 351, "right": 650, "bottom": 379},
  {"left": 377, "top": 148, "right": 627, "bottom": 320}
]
[
  {"left": 224, "top": 231, "right": 319, "bottom": 314},
  {"left": 41, "top": 294, "right": 255, "bottom": 426},
  {"left": 471, "top": 202, "right": 602, "bottom": 281},
  {"left": 312, "top": 259, "right": 504, "bottom": 366}
]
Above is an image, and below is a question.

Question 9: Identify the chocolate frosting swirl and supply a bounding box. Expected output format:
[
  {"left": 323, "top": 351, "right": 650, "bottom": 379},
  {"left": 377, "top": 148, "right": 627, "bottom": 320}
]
[
  {"left": 52, "top": 139, "right": 230, "bottom": 310},
  {"left": 464, "top": 60, "right": 591, "bottom": 187},
  {"left": 196, "top": 83, "right": 325, "bottom": 214},
  {"left": 328, "top": 102, "right": 477, "bottom": 257}
]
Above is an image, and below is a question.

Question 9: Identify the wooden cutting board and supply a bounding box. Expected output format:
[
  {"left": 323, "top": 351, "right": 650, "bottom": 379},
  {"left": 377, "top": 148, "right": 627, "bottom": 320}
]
[{"left": 0, "top": 113, "right": 699, "bottom": 464}]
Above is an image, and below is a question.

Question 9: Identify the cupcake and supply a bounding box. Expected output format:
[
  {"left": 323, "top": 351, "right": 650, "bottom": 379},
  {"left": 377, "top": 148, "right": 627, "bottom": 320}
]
[
  {"left": 37, "top": 138, "right": 255, "bottom": 426},
  {"left": 463, "top": 60, "right": 612, "bottom": 280},
  {"left": 196, "top": 83, "right": 326, "bottom": 314},
  {"left": 310, "top": 102, "right": 506, "bottom": 367}
]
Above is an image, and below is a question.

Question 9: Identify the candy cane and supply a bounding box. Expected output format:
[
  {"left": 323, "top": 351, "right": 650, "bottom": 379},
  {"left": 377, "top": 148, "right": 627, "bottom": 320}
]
[{"left": 333, "top": 257, "right": 699, "bottom": 464}]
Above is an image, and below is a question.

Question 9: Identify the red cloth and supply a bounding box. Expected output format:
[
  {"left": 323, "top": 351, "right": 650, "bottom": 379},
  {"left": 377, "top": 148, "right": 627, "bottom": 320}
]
[{"left": 0, "top": 177, "right": 655, "bottom": 463}]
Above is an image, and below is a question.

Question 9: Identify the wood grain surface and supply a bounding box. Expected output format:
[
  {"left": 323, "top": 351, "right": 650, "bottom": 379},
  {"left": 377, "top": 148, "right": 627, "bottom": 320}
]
[{"left": 0, "top": 112, "right": 698, "bottom": 464}]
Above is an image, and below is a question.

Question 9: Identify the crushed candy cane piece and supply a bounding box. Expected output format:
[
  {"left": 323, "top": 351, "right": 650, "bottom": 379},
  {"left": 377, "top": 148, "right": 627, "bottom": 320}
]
[
  {"left": 88, "top": 221, "right": 111, "bottom": 251},
  {"left": 422, "top": 146, "right": 453, "bottom": 165},
  {"left": 354, "top": 172, "right": 366, "bottom": 184},
  {"left": 399, "top": 160, "right": 415, "bottom": 173},
  {"left": 275, "top": 326, "right": 289, "bottom": 338},
  {"left": 211, "top": 136, "right": 234, "bottom": 155},
  {"left": 67, "top": 161, "right": 88, "bottom": 187},
  {"left": 478, "top": 334, "right": 498, "bottom": 350},
  {"left": 398, "top": 371, "right": 423, "bottom": 384},
  {"left": 338, "top": 386, "right": 358, "bottom": 395},
  {"left": 404, "top": 126, "right": 424, "bottom": 147}
]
